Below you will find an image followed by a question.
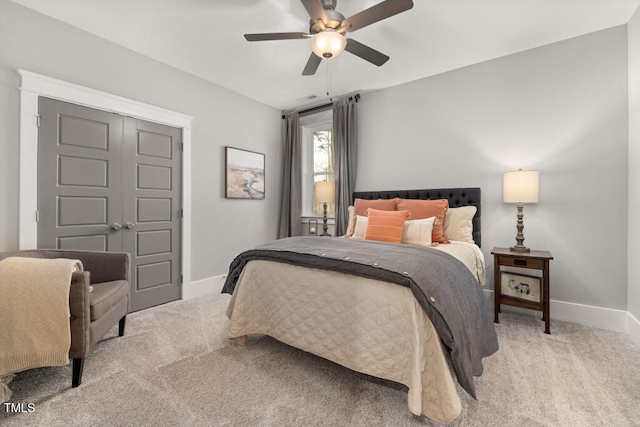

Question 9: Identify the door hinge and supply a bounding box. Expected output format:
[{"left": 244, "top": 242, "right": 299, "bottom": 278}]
[
  {"left": 35, "top": 210, "right": 39, "bottom": 222},
  {"left": 36, "top": 115, "right": 41, "bottom": 128},
  {"left": 178, "top": 143, "right": 184, "bottom": 151},
  {"left": 180, "top": 275, "right": 183, "bottom": 284},
  {"left": 179, "top": 208, "right": 183, "bottom": 218}
]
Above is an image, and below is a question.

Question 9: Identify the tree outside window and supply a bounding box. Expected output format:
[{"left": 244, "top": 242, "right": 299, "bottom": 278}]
[{"left": 312, "top": 129, "right": 334, "bottom": 214}]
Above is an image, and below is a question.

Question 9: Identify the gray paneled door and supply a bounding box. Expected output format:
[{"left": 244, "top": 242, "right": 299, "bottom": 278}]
[{"left": 38, "top": 97, "right": 182, "bottom": 311}]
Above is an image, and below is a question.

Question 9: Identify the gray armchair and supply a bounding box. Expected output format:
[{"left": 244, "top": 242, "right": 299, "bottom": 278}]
[{"left": 0, "top": 249, "right": 130, "bottom": 387}]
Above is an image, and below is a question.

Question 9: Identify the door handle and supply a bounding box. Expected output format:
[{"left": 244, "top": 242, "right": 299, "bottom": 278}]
[
  {"left": 124, "top": 222, "right": 135, "bottom": 229},
  {"left": 110, "top": 223, "right": 122, "bottom": 231}
]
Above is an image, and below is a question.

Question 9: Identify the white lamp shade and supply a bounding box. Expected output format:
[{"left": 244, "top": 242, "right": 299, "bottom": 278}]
[
  {"left": 311, "top": 31, "right": 346, "bottom": 59},
  {"left": 315, "top": 181, "right": 335, "bottom": 204},
  {"left": 503, "top": 170, "right": 539, "bottom": 203}
]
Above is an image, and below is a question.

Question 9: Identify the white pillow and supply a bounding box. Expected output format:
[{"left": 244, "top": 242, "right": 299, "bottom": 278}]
[
  {"left": 351, "top": 215, "right": 436, "bottom": 247},
  {"left": 444, "top": 206, "right": 476, "bottom": 243},
  {"left": 344, "top": 206, "right": 356, "bottom": 237},
  {"left": 351, "top": 215, "right": 368, "bottom": 239},
  {"left": 401, "top": 217, "right": 436, "bottom": 247}
]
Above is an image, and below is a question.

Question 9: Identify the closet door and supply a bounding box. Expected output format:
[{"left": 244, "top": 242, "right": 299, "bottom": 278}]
[
  {"left": 37, "top": 97, "right": 124, "bottom": 252},
  {"left": 123, "top": 118, "right": 182, "bottom": 311},
  {"left": 37, "top": 97, "right": 182, "bottom": 312}
]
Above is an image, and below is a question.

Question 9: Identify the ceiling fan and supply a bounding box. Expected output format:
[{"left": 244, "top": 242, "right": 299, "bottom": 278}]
[{"left": 244, "top": 0, "right": 414, "bottom": 76}]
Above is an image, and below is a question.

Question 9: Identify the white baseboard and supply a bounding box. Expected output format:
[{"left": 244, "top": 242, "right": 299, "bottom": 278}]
[
  {"left": 549, "top": 300, "right": 627, "bottom": 333},
  {"left": 184, "top": 274, "right": 226, "bottom": 299},
  {"left": 484, "top": 290, "right": 629, "bottom": 333},
  {"left": 628, "top": 312, "right": 640, "bottom": 344}
]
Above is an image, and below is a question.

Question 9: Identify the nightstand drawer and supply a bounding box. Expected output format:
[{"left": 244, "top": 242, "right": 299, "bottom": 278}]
[{"left": 497, "top": 255, "right": 544, "bottom": 269}]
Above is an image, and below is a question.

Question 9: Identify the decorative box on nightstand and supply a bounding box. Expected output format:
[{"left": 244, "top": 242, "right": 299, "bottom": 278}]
[{"left": 491, "top": 247, "right": 554, "bottom": 334}]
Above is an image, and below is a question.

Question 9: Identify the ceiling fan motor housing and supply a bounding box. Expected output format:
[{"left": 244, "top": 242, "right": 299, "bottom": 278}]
[
  {"left": 320, "top": 0, "right": 337, "bottom": 11},
  {"left": 310, "top": 9, "right": 345, "bottom": 34}
]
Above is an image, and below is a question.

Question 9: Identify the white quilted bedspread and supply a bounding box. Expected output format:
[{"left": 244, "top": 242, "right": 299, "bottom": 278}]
[
  {"left": 227, "top": 257, "right": 472, "bottom": 423},
  {"left": 433, "top": 241, "right": 486, "bottom": 285}
]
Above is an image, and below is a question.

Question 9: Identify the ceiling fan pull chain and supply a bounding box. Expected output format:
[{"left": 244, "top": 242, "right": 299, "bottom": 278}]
[
  {"left": 326, "top": 61, "right": 330, "bottom": 97},
  {"left": 330, "top": 65, "right": 333, "bottom": 101},
  {"left": 326, "top": 61, "right": 334, "bottom": 101}
]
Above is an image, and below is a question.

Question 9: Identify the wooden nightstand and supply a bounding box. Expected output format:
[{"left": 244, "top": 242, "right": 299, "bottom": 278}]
[{"left": 491, "top": 247, "right": 554, "bottom": 334}]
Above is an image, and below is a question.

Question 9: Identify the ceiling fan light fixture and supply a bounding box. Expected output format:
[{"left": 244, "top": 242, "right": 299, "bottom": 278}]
[{"left": 311, "top": 30, "right": 346, "bottom": 59}]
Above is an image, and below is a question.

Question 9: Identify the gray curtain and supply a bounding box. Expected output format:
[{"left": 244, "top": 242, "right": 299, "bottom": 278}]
[
  {"left": 277, "top": 112, "right": 302, "bottom": 238},
  {"left": 332, "top": 97, "right": 358, "bottom": 236}
]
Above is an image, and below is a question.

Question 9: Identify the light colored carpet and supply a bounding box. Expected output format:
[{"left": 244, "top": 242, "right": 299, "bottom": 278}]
[{"left": 1, "top": 293, "right": 638, "bottom": 426}]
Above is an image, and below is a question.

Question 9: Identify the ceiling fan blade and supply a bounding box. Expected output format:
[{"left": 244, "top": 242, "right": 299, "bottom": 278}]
[
  {"left": 302, "top": 53, "right": 322, "bottom": 76},
  {"left": 345, "top": 39, "right": 389, "bottom": 66},
  {"left": 340, "top": 0, "right": 413, "bottom": 33},
  {"left": 244, "top": 32, "right": 311, "bottom": 41},
  {"left": 301, "top": 0, "right": 328, "bottom": 26}
]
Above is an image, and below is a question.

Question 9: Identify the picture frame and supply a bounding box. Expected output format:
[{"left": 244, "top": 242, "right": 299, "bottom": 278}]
[
  {"left": 225, "top": 146, "right": 265, "bottom": 199},
  {"left": 500, "top": 271, "right": 541, "bottom": 303}
]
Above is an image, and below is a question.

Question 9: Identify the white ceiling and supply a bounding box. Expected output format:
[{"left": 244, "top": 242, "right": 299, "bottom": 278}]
[{"left": 10, "top": 0, "right": 640, "bottom": 110}]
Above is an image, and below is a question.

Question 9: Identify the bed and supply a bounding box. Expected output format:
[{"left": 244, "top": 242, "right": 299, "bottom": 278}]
[{"left": 222, "top": 188, "right": 498, "bottom": 424}]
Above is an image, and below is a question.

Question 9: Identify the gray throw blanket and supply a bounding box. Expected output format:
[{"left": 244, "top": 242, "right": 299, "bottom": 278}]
[{"left": 223, "top": 236, "right": 499, "bottom": 398}]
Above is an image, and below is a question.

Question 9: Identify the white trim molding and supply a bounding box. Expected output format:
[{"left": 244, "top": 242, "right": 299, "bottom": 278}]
[
  {"left": 549, "top": 300, "right": 628, "bottom": 333},
  {"left": 485, "top": 289, "right": 631, "bottom": 334},
  {"left": 628, "top": 312, "right": 640, "bottom": 344},
  {"left": 189, "top": 275, "right": 227, "bottom": 298},
  {"left": 17, "top": 69, "right": 194, "bottom": 300}
]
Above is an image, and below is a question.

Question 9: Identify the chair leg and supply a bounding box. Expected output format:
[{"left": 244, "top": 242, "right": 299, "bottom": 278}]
[
  {"left": 72, "top": 358, "right": 84, "bottom": 388},
  {"left": 72, "top": 315, "right": 125, "bottom": 388},
  {"left": 118, "top": 315, "right": 126, "bottom": 337}
]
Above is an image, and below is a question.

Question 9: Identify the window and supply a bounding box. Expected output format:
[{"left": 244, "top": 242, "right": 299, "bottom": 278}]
[
  {"left": 311, "top": 129, "right": 334, "bottom": 214},
  {"left": 301, "top": 110, "right": 334, "bottom": 217}
]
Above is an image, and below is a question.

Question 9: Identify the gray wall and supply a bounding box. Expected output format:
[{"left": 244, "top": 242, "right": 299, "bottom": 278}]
[
  {"left": 357, "top": 26, "right": 629, "bottom": 311},
  {"left": 0, "top": 0, "right": 282, "bottom": 281},
  {"left": 628, "top": 9, "right": 640, "bottom": 322}
]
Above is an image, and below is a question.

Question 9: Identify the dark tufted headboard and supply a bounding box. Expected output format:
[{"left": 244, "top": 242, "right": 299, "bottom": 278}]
[{"left": 352, "top": 188, "right": 482, "bottom": 247}]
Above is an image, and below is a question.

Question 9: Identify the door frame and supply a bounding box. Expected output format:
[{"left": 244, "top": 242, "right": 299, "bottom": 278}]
[{"left": 17, "top": 69, "right": 195, "bottom": 299}]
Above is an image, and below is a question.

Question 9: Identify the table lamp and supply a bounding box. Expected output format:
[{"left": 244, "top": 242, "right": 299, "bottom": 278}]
[
  {"left": 314, "top": 181, "right": 334, "bottom": 237},
  {"left": 503, "top": 170, "right": 539, "bottom": 252}
]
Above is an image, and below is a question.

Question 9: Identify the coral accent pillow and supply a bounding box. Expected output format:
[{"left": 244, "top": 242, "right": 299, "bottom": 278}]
[
  {"left": 364, "top": 209, "right": 409, "bottom": 243},
  {"left": 353, "top": 198, "right": 397, "bottom": 217},
  {"left": 395, "top": 198, "right": 449, "bottom": 243}
]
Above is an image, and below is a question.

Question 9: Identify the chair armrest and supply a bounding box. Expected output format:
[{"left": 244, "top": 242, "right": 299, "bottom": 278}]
[
  {"left": 41, "top": 250, "right": 130, "bottom": 284},
  {"left": 68, "top": 270, "right": 91, "bottom": 359}
]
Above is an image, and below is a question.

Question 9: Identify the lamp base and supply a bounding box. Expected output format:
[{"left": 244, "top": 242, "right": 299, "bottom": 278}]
[
  {"left": 320, "top": 202, "right": 331, "bottom": 237},
  {"left": 511, "top": 203, "right": 529, "bottom": 252}
]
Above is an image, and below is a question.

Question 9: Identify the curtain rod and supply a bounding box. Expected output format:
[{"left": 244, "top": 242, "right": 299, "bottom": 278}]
[{"left": 282, "top": 93, "right": 360, "bottom": 119}]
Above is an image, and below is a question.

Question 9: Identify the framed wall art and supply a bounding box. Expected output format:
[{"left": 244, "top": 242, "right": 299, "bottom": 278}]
[
  {"left": 225, "top": 146, "right": 265, "bottom": 199},
  {"left": 500, "top": 271, "right": 541, "bottom": 303}
]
